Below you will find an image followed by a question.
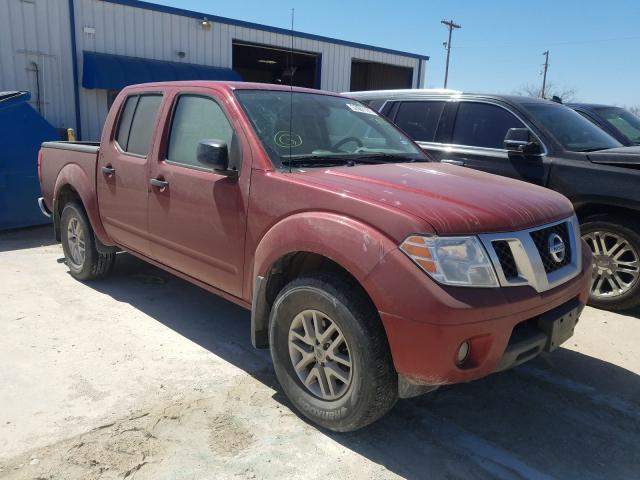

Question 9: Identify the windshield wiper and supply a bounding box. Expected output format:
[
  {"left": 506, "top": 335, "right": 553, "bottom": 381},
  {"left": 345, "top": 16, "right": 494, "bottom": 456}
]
[
  {"left": 281, "top": 155, "right": 358, "bottom": 167},
  {"left": 281, "top": 153, "right": 427, "bottom": 167},
  {"left": 346, "top": 153, "right": 429, "bottom": 163}
]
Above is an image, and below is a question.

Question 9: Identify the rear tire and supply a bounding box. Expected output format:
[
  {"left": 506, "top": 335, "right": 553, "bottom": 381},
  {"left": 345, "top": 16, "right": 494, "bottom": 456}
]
[
  {"left": 269, "top": 273, "right": 397, "bottom": 432},
  {"left": 60, "top": 201, "right": 115, "bottom": 281},
  {"left": 581, "top": 214, "right": 640, "bottom": 311}
]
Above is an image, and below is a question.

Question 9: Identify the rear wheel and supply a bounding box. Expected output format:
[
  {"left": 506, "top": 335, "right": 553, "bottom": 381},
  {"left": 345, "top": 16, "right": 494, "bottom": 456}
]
[
  {"left": 60, "top": 201, "right": 115, "bottom": 281},
  {"left": 581, "top": 215, "right": 640, "bottom": 311},
  {"left": 269, "top": 274, "right": 397, "bottom": 432}
]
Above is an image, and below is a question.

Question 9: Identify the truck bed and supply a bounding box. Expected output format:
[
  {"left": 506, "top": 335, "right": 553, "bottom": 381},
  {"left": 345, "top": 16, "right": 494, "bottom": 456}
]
[{"left": 39, "top": 141, "right": 100, "bottom": 216}]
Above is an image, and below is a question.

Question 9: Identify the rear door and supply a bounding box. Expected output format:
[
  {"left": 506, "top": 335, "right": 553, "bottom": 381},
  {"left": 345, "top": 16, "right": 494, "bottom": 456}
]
[
  {"left": 435, "top": 101, "right": 549, "bottom": 185},
  {"left": 97, "top": 92, "right": 163, "bottom": 255},
  {"left": 146, "top": 87, "right": 251, "bottom": 298}
]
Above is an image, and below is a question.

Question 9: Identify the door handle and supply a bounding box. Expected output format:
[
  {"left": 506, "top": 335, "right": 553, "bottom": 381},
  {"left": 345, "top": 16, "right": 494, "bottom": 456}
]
[
  {"left": 150, "top": 178, "right": 169, "bottom": 189},
  {"left": 101, "top": 165, "right": 115, "bottom": 175},
  {"left": 441, "top": 159, "right": 465, "bottom": 166}
]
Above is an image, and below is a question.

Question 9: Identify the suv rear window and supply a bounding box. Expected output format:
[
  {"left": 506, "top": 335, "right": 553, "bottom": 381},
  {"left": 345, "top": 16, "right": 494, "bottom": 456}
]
[
  {"left": 394, "top": 101, "right": 445, "bottom": 142},
  {"left": 114, "top": 94, "right": 162, "bottom": 156},
  {"left": 452, "top": 102, "right": 524, "bottom": 149}
]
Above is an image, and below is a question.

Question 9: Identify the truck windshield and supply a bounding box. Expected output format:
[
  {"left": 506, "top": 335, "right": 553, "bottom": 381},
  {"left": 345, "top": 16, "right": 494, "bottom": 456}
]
[
  {"left": 524, "top": 103, "right": 622, "bottom": 152},
  {"left": 234, "top": 90, "right": 426, "bottom": 168},
  {"left": 594, "top": 106, "right": 640, "bottom": 145}
]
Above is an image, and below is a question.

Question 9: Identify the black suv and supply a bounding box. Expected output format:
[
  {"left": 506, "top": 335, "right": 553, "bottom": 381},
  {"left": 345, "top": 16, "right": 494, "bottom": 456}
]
[
  {"left": 347, "top": 89, "right": 640, "bottom": 311},
  {"left": 568, "top": 103, "right": 640, "bottom": 147}
]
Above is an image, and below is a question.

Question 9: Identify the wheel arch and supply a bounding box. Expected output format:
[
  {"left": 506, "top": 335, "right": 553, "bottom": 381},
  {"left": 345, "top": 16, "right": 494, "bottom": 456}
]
[
  {"left": 250, "top": 212, "right": 398, "bottom": 348},
  {"left": 53, "top": 164, "right": 114, "bottom": 249},
  {"left": 574, "top": 202, "right": 640, "bottom": 225}
]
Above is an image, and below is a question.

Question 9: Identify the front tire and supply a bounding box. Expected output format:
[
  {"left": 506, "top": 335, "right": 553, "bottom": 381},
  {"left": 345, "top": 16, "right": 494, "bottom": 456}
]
[
  {"left": 60, "top": 201, "right": 115, "bottom": 281},
  {"left": 269, "top": 274, "right": 397, "bottom": 432},
  {"left": 581, "top": 214, "right": 640, "bottom": 311}
]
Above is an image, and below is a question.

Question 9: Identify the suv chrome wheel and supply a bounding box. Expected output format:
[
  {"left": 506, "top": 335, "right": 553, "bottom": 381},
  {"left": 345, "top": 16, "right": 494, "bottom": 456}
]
[
  {"left": 66, "top": 217, "right": 86, "bottom": 268},
  {"left": 583, "top": 230, "right": 640, "bottom": 299},
  {"left": 288, "top": 309, "right": 352, "bottom": 401}
]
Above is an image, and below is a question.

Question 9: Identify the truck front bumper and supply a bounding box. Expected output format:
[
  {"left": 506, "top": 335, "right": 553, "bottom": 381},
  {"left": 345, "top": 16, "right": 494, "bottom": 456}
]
[{"left": 366, "top": 240, "right": 592, "bottom": 391}]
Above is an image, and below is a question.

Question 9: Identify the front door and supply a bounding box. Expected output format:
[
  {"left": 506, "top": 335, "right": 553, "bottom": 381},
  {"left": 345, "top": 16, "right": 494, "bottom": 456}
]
[
  {"left": 97, "top": 93, "right": 163, "bottom": 255},
  {"left": 147, "top": 89, "right": 251, "bottom": 298}
]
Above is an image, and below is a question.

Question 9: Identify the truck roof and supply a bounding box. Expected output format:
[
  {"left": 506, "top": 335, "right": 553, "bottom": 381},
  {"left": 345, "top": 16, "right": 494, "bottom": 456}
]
[{"left": 121, "top": 81, "right": 342, "bottom": 97}]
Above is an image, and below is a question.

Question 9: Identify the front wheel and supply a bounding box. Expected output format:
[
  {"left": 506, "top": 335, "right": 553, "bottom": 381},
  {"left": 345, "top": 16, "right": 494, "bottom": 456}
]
[
  {"left": 581, "top": 215, "right": 640, "bottom": 311},
  {"left": 269, "top": 274, "right": 397, "bottom": 432},
  {"left": 60, "top": 201, "right": 115, "bottom": 281}
]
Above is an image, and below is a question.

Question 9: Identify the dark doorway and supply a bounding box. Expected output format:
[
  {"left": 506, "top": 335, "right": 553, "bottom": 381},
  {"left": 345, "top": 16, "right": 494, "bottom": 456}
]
[
  {"left": 350, "top": 59, "right": 413, "bottom": 91},
  {"left": 232, "top": 41, "right": 320, "bottom": 89}
]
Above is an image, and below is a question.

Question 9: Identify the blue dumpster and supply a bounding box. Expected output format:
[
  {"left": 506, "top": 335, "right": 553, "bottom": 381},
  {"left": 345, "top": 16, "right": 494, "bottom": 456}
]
[{"left": 0, "top": 91, "right": 60, "bottom": 230}]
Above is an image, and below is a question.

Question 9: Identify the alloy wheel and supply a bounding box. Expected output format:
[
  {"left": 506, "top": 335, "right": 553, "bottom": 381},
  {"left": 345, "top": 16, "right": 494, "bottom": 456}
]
[
  {"left": 583, "top": 230, "right": 640, "bottom": 299},
  {"left": 288, "top": 309, "right": 353, "bottom": 401},
  {"left": 67, "top": 217, "right": 86, "bottom": 268}
]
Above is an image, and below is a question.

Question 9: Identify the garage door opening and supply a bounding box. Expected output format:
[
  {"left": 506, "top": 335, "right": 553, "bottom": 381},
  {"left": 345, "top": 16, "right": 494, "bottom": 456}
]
[
  {"left": 350, "top": 60, "right": 413, "bottom": 91},
  {"left": 232, "top": 41, "right": 320, "bottom": 89}
]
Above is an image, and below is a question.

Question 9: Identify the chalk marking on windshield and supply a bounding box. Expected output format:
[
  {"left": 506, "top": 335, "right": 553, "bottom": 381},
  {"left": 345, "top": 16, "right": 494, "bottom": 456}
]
[{"left": 274, "top": 131, "right": 303, "bottom": 148}]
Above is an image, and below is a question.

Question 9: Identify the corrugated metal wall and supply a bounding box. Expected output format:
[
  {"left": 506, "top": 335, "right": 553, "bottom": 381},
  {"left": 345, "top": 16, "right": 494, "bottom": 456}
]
[
  {"left": 0, "top": 0, "right": 426, "bottom": 140},
  {"left": 0, "top": 0, "right": 76, "bottom": 130},
  {"left": 74, "top": 0, "right": 425, "bottom": 139}
]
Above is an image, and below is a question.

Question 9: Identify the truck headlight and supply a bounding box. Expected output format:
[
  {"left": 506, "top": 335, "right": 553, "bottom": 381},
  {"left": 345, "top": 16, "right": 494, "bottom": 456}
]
[{"left": 400, "top": 235, "right": 499, "bottom": 287}]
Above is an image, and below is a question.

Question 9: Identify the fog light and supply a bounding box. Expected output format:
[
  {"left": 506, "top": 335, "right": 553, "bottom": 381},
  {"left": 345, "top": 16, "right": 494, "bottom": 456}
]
[{"left": 456, "top": 341, "right": 470, "bottom": 365}]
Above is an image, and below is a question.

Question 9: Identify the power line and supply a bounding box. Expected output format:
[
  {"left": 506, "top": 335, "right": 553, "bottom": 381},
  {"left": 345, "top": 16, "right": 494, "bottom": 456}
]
[{"left": 441, "top": 19, "right": 461, "bottom": 88}]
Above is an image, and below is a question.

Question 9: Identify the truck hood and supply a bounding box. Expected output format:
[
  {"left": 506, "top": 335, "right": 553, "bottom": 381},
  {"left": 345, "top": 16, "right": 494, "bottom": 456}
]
[
  {"left": 587, "top": 146, "right": 640, "bottom": 166},
  {"left": 300, "top": 163, "right": 574, "bottom": 235}
]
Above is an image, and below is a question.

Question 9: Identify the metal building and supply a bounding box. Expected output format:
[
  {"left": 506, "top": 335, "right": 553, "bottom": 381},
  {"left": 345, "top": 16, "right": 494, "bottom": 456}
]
[{"left": 0, "top": 0, "right": 429, "bottom": 140}]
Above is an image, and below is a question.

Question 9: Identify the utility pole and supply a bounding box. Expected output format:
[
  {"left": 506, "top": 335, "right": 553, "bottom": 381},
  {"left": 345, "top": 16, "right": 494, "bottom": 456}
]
[
  {"left": 541, "top": 50, "right": 550, "bottom": 98},
  {"left": 441, "top": 19, "right": 461, "bottom": 88}
]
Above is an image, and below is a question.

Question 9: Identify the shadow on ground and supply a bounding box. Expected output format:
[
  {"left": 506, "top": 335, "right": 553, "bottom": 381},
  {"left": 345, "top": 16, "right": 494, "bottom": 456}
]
[
  {"left": 0, "top": 225, "right": 56, "bottom": 252},
  {"left": 77, "top": 252, "right": 640, "bottom": 480}
]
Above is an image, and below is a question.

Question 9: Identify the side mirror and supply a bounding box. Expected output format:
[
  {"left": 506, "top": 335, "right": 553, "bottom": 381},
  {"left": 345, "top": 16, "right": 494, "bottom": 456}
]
[
  {"left": 197, "top": 140, "right": 237, "bottom": 176},
  {"left": 503, "top": 128, "right": 542, "bottom": 155}
]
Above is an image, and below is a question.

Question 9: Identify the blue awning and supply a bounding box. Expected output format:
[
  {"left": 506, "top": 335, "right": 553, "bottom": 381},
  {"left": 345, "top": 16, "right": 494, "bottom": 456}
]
[{"left": 82, "top": 51, "right": 241, "bottom": 89}]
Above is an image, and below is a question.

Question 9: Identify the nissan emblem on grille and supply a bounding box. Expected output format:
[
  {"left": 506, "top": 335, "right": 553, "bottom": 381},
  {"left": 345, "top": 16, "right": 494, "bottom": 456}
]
[{"left": 548, "top": 233, "right": 566, "bottom": 263}]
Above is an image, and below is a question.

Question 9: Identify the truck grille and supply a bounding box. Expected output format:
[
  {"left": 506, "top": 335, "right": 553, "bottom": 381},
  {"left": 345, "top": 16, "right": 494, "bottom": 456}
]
[
  {"left": 530, "top": 222, "right": 572, "bottom": 273},
  {"left": 479, "top": 216, "right": 581, "bottom": 294},
  {"left": 492, "top": 240, "right": 518, "bottom": 279}
]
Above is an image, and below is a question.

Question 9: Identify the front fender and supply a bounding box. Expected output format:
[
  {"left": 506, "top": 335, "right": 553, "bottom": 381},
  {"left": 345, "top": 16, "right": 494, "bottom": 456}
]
[
  {"left": 54, "top": 163, "right": 113, "bottom": 246},
  {"left": 253, "top": 211, "right": 398, "bottom": 290},
  {"left": 249, "top": 212, "right": 400, "bottom": 348}
]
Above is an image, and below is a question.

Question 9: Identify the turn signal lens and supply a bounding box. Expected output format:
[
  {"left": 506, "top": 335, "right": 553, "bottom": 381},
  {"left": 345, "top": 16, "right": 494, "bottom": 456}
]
[
  {"left": 400, "top": 235, "right": 499, "bottom": 287},
  {"left": 400, "top": 236, "right": 437, "bottom": 273}
]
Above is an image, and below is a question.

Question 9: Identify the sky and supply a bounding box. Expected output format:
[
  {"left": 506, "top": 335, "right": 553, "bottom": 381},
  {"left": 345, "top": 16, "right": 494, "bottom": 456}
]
[{"left": 154, "top": 0, "right": 640, "bottom": 106}]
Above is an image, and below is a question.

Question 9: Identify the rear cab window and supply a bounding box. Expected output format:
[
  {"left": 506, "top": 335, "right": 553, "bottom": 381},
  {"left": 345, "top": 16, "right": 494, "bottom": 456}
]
[{"left": 114, "top": 94, "right": 163, "bottom": 156}]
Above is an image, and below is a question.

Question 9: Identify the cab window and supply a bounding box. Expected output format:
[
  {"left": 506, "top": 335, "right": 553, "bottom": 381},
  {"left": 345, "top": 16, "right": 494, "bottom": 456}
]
[
  {"left": 167, "top": 95, "right": 234, "bottom": 169},
  {"left": 114, "top": 94, "right": 163, "bottom": 156}
]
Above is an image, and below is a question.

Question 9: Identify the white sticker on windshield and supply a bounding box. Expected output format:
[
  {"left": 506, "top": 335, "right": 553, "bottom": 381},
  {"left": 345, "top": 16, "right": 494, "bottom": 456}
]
[{"left": 346, "top": 103, "right": 376, "bottom": 115}]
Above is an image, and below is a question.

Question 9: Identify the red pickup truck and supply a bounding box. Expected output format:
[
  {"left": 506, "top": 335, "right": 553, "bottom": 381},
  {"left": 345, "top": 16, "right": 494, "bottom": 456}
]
[{"left": 38, "top": 81, "right": 592, "bottom": 431}]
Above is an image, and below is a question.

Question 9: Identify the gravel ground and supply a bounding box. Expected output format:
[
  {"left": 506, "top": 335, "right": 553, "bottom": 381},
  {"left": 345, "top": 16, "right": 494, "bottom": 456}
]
[{"left": 1, "top": 226, "right": 638, "bottom": 480}]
